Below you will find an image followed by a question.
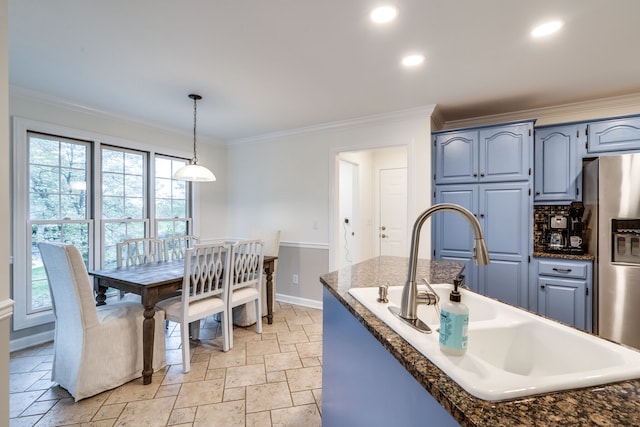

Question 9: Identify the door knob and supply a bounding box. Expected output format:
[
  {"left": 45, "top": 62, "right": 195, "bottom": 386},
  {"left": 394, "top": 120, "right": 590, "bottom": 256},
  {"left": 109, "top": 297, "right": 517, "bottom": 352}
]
[
  {"left": 381, "top": 234, "right": 387, "bottom": 238},
  {"left": 380, "top": 226, "right": 386, "bottom": 231}
]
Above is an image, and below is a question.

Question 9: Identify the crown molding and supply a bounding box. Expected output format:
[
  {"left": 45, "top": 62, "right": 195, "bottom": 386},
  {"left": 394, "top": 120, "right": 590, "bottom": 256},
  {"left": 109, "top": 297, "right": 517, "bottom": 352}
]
[
  {"left": 442, "top": 92, "right": 640, "bottom": 129},
  {"left": 227, "top": 104, "right": 437, "bottom": 146},
  {"left": 9, "top": 84, "right": 197, "bottom": 139}
]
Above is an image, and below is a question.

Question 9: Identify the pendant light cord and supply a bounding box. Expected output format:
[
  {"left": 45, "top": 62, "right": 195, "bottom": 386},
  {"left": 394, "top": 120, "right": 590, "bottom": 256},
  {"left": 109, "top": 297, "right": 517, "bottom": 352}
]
[{"left": 192, "top": 95, "right": 199, "bottom": 164}]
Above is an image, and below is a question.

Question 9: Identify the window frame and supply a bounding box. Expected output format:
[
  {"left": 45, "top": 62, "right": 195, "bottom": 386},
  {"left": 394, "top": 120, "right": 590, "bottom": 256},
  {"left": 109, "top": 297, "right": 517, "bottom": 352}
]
[{"left": 12, "top": 117, "right": 195, "bottom": 330}]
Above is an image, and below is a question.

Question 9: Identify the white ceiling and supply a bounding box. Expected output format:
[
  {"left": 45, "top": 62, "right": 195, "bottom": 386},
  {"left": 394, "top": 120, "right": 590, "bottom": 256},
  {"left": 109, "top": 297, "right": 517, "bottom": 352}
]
[{"left": 9, "top": 0, "right": 640, "bottom": 141}]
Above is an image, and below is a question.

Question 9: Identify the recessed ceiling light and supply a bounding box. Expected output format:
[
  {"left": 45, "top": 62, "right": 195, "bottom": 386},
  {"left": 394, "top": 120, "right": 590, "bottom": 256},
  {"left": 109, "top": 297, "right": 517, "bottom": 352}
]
[
  {"left": 402, "top": 54, "right": 425, "bottom": 67},
  {"left": 531, "top": 20, "right": 563, "bottom": 38},
  {"left": 370, "top": 5, "right": 398, "bottom": 24}
]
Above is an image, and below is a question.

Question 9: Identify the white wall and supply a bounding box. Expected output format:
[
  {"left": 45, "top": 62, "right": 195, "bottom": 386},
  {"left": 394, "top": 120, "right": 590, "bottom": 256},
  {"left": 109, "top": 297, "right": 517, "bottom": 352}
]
[
  {"left": 1, "top": 0, "right": 11, "bottom": 424},
  {"left": 226, "top": 107, "right": 436, "bottom": 304}
]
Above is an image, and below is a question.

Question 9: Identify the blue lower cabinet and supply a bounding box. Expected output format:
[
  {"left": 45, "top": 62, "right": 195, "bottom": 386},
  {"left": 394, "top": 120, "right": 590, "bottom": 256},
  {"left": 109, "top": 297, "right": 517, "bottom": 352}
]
[{"left": 535, "top": 258, "right": 593, "bottom": 332}]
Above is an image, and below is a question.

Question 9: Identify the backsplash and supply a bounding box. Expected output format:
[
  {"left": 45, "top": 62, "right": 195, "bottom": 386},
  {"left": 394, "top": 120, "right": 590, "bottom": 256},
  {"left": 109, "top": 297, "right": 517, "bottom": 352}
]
[{"left": 533, "top": 205, "right": 571, "bottom": 252}]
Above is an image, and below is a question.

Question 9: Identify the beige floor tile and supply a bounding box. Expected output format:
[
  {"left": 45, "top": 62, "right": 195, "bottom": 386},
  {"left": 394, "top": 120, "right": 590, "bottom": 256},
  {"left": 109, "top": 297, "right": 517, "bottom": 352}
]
[
  {"left": 246, "top": 355, "right": 264, "bottom": 365},
  {"left": 291, "top": 390, "right": 315, "bottom": 406},
  {"left": 93, "top": 403, "right": 126, "bottom": 421},
  {"left": 286, "top": 366, "right": 322, "bottom": 392},
  {"left": 104, "top": 378, "right": 161, "bottom": 405},
  {"left": 10, "top": 390, "right": 46, "bottom": 418},
  {"left": 208, "top": 347, "right": 246, "bottom": 369},
  {"left": 270, "top": 403, "right": 321, "bottom": 427},
  {"left": 225, "top": 364, "right": 266, "bottom": 388},
  {"left": 246, "top": 339, "right": 281, "bottom": 357},
  {"left": 246, "top": 410, "right": 272, "bottom": 427},
  {"left": 19, "top": 399, "right": 57, "bottom": 417},
  {"left": 264, "top": 352, "right": 302, "bottom": 372},
  {"left": 276, "top": 330, "right": 309, "bottom": 346},
  {"left": 295, "top": 341, "right": 322, "bottom": 358},
  {"left": 223, "top": 386, "right": 245, "bottom": 402},
  {"left": 168, "top": 406, "right": 197, "bottom": 425},
  {"left": 162, "top": 362, "right": 208, "bottom": 385},
  {"left": 10, "top": 303, "right": 324, "bottom": 426},
  {"left": 174, "top": 378, "right": 224, "bottom": 408},
  {"left": 114, "top": 395, "right": 175, "bottom": 427},
  {"left": 245, "top": 382, "right": 292, "bottom": 413},
  {"left": 300, "top": 357, "right": 321, "bottom": 368},
  {"left": 266, "top": 371, "right": 287, "bottom": 383},
  {"left": 194, "top": 400, "right": 245, "bottom": 427},
  {"left": 32, "top": 395, "right": 108, "bottom": 426}
]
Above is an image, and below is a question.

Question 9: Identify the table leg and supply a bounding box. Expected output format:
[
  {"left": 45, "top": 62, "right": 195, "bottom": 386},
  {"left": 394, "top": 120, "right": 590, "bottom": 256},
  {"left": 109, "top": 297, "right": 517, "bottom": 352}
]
[
  {"left": 142, "top": 304, "right": 156, "bottom": 385},
  {"left": 265, "top": 261, "right": 274, "bottom": 325},
  {"left": 95, "top": 282, "right": 107, "bottom": 306}
]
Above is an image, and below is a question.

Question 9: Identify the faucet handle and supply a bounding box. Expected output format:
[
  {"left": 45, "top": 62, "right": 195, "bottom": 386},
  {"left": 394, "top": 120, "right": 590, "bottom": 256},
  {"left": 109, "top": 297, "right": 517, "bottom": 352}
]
[{"left": 377, "top": 284, "right": 389, "bottom": 303}]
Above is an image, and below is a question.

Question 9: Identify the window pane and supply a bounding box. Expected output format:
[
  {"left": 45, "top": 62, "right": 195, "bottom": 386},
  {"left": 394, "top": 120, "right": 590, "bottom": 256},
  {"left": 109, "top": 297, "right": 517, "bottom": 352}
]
[
  {"left": 125, "top": 152, "right": 144, "bottom": 175},
  {"left": 102, "top": 172, "right": 124, "bottom": 197},
  {"left": 155, "top": 157, "right": 172, "bottom": 178},
  {"left": 156, "top": 198, "right": 172, "bottom": 218},
  {"left": 124, "top": 197, "right": 144, "bottom": 218},
  {"left": 172, "top": 199, "right": 187, "bottom": 217},
  {"left": 102, "top": 150, "right": 124, "bottom": 173},
  {"left": 103, "top": 196, "right": 125, "bottom": 218},
  {"left": 30, "top": 221, "right": 90, "bottom": 313},
  {"left": 27, "top": 133, "right": 90, "bottom": 314},
  {"left": 29, "top": 137, "right": 59, "bottom": 166},
  {"left": 125, "top": 174, "right": 143, "bottom": 198}
]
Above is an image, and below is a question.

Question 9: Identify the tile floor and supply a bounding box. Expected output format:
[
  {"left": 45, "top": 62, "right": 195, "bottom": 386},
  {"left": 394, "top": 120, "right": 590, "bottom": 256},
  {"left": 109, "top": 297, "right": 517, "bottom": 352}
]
[{"left": 9, "top": 302, "right": 323, "bottom": 427}]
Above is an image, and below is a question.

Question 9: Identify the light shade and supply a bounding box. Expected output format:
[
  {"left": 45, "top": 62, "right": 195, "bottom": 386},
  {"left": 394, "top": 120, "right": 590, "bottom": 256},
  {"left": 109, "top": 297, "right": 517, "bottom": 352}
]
[{"left": 173, "top": 163, "right": 216, "bottom": 182}]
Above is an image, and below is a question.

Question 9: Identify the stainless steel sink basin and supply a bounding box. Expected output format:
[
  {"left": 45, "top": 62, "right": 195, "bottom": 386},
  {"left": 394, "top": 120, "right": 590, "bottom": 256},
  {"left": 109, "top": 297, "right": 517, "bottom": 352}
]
[{"left": 349, "top": 284, "right": 640, "bottom": 401}]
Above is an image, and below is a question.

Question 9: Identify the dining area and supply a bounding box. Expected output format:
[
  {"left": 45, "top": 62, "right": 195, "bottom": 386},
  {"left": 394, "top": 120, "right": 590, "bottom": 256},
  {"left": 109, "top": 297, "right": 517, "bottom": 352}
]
[{"left": 36, "top": 231, "right": 282, "bottom": 402}]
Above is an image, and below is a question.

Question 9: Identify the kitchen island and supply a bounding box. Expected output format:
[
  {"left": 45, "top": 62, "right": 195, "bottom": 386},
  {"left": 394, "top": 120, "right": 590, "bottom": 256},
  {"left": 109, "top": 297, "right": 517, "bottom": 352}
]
[{"left": 320, "top": 256, "right": 640, "bottom": 427}]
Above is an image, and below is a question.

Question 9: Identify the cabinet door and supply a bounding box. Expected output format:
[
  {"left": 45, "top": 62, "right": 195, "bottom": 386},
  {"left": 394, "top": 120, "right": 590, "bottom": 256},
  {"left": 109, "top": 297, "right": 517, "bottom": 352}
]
[
  {"left": 479, "top": 182, "right": 530, "bottom": 308},
  {"left": 538, "top": 277, "right": 587, "bottom": 330},
  {"left": 479, "top": 123, "right": 532, "bottom": 183},
  {"left": 433, "top": 185, "right": 478, "bottom": 291},
  {"left": 534, "top": 124, "right": 581, "bottom": 203},
  {"left": 434, "top": 131, "right": 478, "bottom": 184},
  {"left": 587, "top": 117, "right": 640, "bottom": 153}
]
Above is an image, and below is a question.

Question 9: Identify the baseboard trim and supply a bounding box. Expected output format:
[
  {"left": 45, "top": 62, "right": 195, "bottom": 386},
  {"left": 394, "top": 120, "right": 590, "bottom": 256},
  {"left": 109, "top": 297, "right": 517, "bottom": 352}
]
[
  {"left": 279, "top": 241, "right": 329, "bottom": 250},
  {"left": 276, "top": 293, "right": 323, "bottom": 310},
  {"left": 10, "top": 329, "right": 54, "bottom": 352}
]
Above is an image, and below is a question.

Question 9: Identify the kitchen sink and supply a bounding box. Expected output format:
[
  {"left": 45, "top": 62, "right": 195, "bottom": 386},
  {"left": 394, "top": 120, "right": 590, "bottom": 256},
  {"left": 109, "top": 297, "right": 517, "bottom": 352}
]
[{"left": 349, "top": 283, "right": 640, "bottom": 401}]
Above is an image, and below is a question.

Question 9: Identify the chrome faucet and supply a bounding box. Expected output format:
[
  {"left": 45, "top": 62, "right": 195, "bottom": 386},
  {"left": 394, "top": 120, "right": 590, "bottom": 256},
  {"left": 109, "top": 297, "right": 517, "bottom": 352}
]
[{"left": 390, "top": 203, "right": 490, "bottom": 333}]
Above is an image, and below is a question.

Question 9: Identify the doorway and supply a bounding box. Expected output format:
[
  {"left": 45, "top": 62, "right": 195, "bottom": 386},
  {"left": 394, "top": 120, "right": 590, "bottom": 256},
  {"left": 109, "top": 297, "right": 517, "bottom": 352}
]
[{"left": 335, "top": 146, "right": 408, "bottom": 267}]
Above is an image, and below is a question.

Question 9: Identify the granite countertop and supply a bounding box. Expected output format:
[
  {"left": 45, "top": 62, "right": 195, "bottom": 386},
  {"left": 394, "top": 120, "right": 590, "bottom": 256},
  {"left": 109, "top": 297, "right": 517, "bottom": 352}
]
[
  {"left": 320, "top": 256, "right": 640, "bottom": 427},
  {"left": 532, "top": 251, "right": 595, "bottom": 261}
]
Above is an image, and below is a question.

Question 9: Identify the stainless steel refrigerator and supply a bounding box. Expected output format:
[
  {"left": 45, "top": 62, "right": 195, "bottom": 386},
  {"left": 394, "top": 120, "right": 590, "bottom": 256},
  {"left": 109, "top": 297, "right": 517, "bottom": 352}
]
[{"left": 583, "top": 154, "right": 640, "bottom": 349}]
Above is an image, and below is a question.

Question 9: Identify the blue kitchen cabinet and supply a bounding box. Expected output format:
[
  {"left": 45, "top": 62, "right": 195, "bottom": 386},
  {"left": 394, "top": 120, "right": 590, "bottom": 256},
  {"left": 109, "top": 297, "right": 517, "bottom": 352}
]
[
  {"left": 534, "top": 124, "right": 583, "bottom": 203},
  {"left": 536, "top": 258, "right": 593, "bottom": 332},
  {"left": 434, "top": 182, "right": 531, "bottom": 308},
  {"left": 434, "top": 121, "right": 534, "bottom": 184},
  {"left": 587, "top": 116, "right": 640, "bottom": 153}
]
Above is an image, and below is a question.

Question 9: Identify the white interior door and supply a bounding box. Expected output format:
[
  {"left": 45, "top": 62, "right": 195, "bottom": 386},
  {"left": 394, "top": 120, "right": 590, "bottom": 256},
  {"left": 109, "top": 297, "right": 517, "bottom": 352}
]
[{"left": 379, "top": 168, "right": 407, "bottom": 257}]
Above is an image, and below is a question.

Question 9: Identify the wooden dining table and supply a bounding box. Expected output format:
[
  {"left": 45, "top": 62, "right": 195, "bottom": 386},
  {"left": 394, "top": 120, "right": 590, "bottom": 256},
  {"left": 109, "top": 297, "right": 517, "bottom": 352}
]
[{"left": 89, "top": 255, "right": 278, "bottom": 385}]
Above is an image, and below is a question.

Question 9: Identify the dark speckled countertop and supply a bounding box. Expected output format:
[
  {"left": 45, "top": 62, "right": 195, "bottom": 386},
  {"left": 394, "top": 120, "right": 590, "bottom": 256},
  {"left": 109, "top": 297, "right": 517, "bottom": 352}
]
[{"left": 320, "top": 256, "right": 640, "bottom": 427}]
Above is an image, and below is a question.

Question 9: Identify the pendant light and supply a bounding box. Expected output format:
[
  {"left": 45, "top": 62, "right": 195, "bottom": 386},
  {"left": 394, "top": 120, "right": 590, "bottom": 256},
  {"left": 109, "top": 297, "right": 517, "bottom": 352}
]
[{"left": 173, "top": 93, "right": 216, "bottom": 182}]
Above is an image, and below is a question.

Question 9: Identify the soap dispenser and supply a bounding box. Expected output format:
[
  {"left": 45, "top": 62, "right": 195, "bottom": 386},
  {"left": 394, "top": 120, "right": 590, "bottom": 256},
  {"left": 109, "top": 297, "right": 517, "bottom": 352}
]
[{"left": 439, "top": 275, "right": 469, "bottom": 356}]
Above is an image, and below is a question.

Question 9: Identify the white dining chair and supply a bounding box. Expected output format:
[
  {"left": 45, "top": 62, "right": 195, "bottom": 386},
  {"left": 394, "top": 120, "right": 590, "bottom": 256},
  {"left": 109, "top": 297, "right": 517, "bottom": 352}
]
[
  {"left": 117, "top": 237, "right": 164, "bottom": 266},
  {"left": 116, "top": 237, "right": 164, "bottom": 300},
  {"left": 163, "top": 235, "right": 200, "bottom": 260},
  {"left": 233, "top": 230, "right": 280, "bottom": 326},
  {"left": 38, "top": 242, "right": 166, "bottom": 401},
  {"left": 156, "top": 242, "right": 231, "bottom": 373},
  {"left": 228, "top": 239, "right": 265, "bottom": 348}
]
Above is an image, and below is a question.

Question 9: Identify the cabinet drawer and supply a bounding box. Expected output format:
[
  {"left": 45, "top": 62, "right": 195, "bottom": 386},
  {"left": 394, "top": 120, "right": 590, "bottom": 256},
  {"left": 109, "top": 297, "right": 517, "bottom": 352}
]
[{"left": 538, "top": 260, "right": 588, "bottom": 279}]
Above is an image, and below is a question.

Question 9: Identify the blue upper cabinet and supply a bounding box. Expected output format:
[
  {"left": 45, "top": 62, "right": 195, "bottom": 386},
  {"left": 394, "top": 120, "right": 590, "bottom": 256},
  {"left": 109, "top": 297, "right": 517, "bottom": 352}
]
[
  {"left": 534, "top": 124, "right": 583, "bottom": 203},
  {"left": 434, "top": 121, "right": 533, "bottom": 184},
  {"left": 587, "top": 116, "right": 640, "bottom": 153}
]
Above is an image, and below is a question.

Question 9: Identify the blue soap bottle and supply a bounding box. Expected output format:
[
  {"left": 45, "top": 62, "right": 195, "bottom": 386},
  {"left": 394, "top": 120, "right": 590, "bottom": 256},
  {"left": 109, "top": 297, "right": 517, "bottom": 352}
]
[{"left": 439, "top": 276, "right": 469, "bottom": 356}]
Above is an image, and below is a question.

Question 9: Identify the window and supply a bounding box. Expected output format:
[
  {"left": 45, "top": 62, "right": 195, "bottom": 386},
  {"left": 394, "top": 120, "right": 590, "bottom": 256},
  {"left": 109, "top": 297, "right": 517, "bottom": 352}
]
[
  {"left": 28, "top": 132, "right": 91, "bottom": 313},
  {"left": 12, "top": 118, "right": 194, "bottom": 329}
]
